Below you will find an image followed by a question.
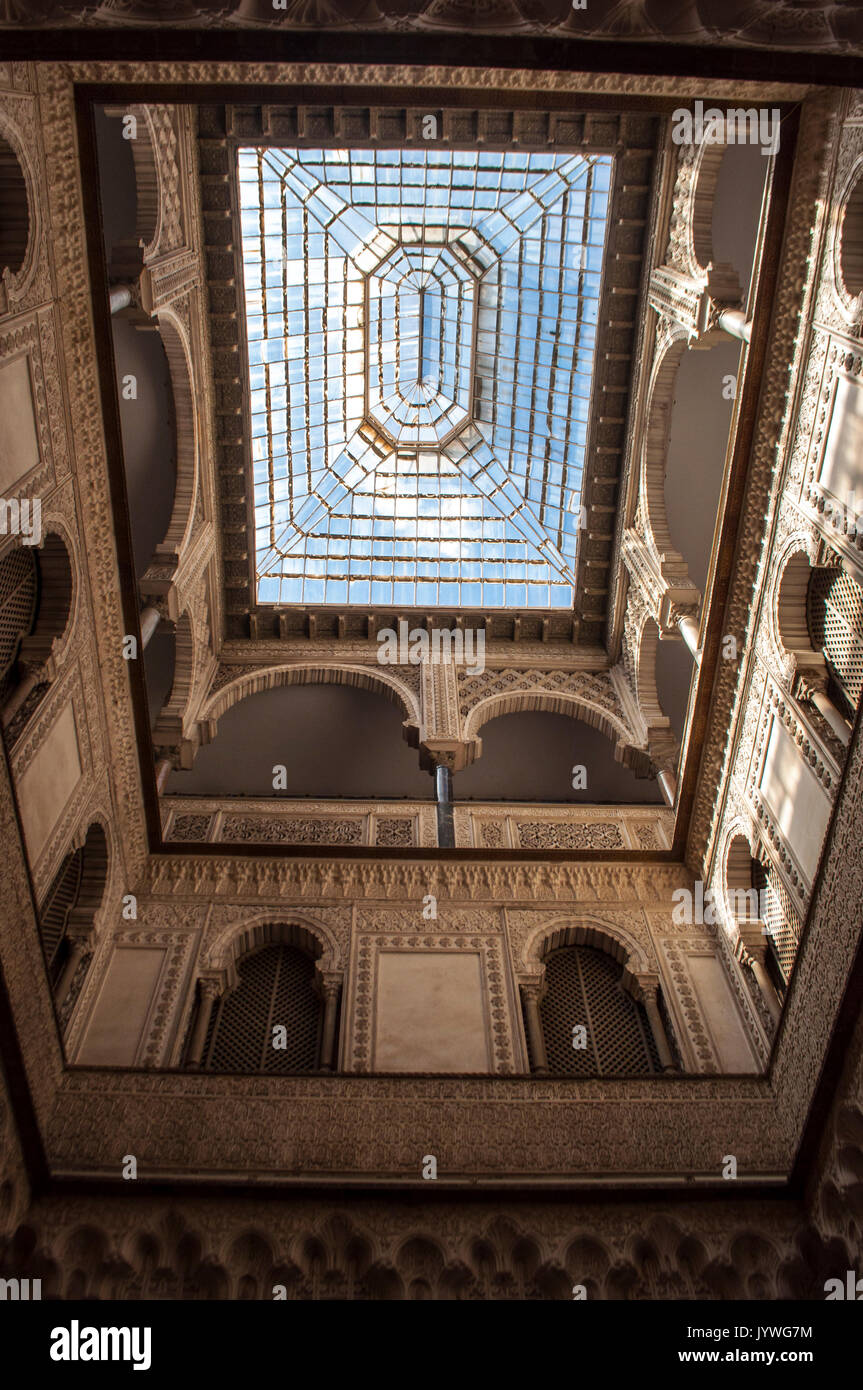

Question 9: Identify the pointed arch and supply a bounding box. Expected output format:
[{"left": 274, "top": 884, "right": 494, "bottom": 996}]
[
  {"left": 201, "top": 663, "right": 421, "bottom": 738},
  {"left": 521, "top": 913, "right": 654, "bottom": 978},
  {"left": 461, "top": 688, "right": 639, "bottom": 771},
  {"left": 152, "top": 306, "right": 198, "bottom": 564},
  {"left": 204, "top": 910, "right": 343, "bottom": 975}
]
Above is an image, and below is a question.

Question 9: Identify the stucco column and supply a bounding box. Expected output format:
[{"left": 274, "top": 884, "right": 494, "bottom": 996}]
[
  {"left": 797, "top": 674, "right": 851, "bottom": 749},
  {"left": 434, "top": 762, "right": 455, "bottom": 848},
  {"left": 637, "top": 978, "right": 676, "bottom": 1072},
  {"left": 155, "top": 758, "right": 173, "bottom": 793},
  {"left": 519, "top": 981, "right": 549, "bottom": 1076},
  {"left": 657, "top": 768, "right": 677, "bottom": 807},
  {"left": 109, "top": 283, "right": 135, "bottom": 315},
  {"left": 140, "top": 603, "right": 162, "bottom": 649},
  {"left": 319, "top": 976, "right": 342, "bottom": 1073},
  {"left": 738, "top": 925, "right": 782, "bottom": 1029},
  {"left": 676, "top": 613, "right": 701, "bottom": 663},
  {"left": 186, "top": 979, "right": 222, "bottom": 1070},
  {"left": 716, "top": 307, "right": 752, "bottom": 344}
]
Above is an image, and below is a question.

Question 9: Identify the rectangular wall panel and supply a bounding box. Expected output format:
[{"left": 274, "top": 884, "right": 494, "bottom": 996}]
[
  {"left": 374, "top": 951, "right": 490, "bottom": 1073},
  {"left": 0, "top": 355, "right": 40, "bottom": 493},
  {"left": 78, "top": 948, "right": 166, "bottom": 1067},
  {"left": 818, "top": 372, "right": 863, "bottom": 507},
  {"left": 686, "top": 953, "right": 759, "bottom": 1073},
  {"left": 16, "top": 702, "right": 82, "bottom": 864},
  {"left": 759, "top": 715, "right": 831, "bottom": 881}
]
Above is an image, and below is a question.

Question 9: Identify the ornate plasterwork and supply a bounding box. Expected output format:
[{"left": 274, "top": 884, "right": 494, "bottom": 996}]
[
  {"left": 147, "top": 854, "right": 690, "bottom": 904},
  {"left": 658, "top": 938, "right": 722, "bottom": 1074},
  {"left": 509, "top": 908, "right": 653, "bottom": 977},
  {"left": 456, "top": 667, "right": 644, "bottom": 770},
  {"left": 162, "top": 797, "right": 436, "bottom": 848},
  {"left": 0, "top": 2, "right": 856, "bottom": 59},
  {"left": 344, "top": 928, "right": 515, "bottom": 1075},
  {"left": 745, "top": 674, "right": 839, "bottom": 910},
  {"left": 689, "top": 90, "right": 840, "bottom": 879},
  {"left": 203, "top": 904, "right": 350, "bottom": 973},
  {"left": 0, "top": 311, "right": 61, "bottom": 500},
  {"left": 453, "top": 804, "right": 672, "bottom": 852},
  {"left": 200, "top": 662, "right": 421, "bottom": 737},
  {"left": 800, "top": 338, "right": 863, "bottom": 570},
  {"left": 822, "top": 107, "right": 863, "bottom": 333},
  {"left": 0, "top": 88, "right": 51, "bottom": 318}
]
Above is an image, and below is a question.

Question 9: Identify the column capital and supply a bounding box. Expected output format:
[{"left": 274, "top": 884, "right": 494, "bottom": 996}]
[
  {"left": 198, "top": 974, "right": 226, "bottom": 1003},
  {"left": 316, "top": 970, "right": 343, "bottom": 1000},
  {"left": 517, "top": 972, "right": 547, "bottom": 1004},
  {"left": 630, "top": 971, "right": 661, "bottom": 1006},
  {"left": 738, "top": 923, "right": 770, "bottom": 966}
]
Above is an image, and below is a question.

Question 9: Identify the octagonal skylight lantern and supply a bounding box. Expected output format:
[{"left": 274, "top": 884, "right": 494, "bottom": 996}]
[{"left": 239, "top": 146, "right": 612, "bottom": 609}]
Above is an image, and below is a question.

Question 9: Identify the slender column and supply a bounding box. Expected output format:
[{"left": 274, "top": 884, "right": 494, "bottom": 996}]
[
  {"left": 435, "top": 762, "right": 455, "bottom": 848},
  {"left": 639, "top": 982, "right": 676, "bottom": 1072},
  {"left": 140, "top": 604, "right": 161, "bottom": 649},
  {"left": 739, "top": 926, "right": 782, "bottom": 1028},
  {"left": 716, "top": 307, "right": 752, "bottom": 343},
  {"left": 55, "top": 937, "right": 89, "bottom": 1005},
  {"left": 319, "top": 978, "right": 342, "bottom": 1072},
  {"left": 109, "top": 284, "right": 135, "bottom": 315},
  {"left": 186, "top": 980, "right": 221, "bottom": 1070},
  {"left": 520, "top": 983, "right": 549, "bottom": 1076},
  {"left": 807, "top": 687, "right": 851, "bottom": 748},
  {"left": 155, "top": 758, "right": 172, "bottom": 793},
  {"left": 676, "top": 613, "right": 701, "bottom": 663},
  {"left": 657, "top": 768, "right": 677, "bottom": 807}
]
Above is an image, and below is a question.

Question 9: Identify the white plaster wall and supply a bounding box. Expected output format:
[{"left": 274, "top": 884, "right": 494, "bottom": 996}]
[
  {"left": 0, "top": 355, "right": 40, "bottom": 493},
  {"left": 759, "top": 715, "right": 831, "bottom": 881},
  {"left": 16, "top": 702, "right": 81, "bottom": 863},
  {"left": 817, "top": 372, "right": 863, "bottom": 506},
  {"left": 374, "top": 951, "right": 490, "bottom": 1073},
  {"left": 686, "top": 953, "right": 760, "bottom": 1073},
  {"left": 78, "top": 947, "right": 166, "bottom": 1066}
]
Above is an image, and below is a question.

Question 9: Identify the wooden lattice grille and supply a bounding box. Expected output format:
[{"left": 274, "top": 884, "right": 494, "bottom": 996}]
[
  {"left": 0, "top": 547, "right": 37, "bottom": 705},
  {"left": 536, "top": 945, "right": 660, "bottom": 1076},
  {"left": 753, "top": 859, "right": 800, "bottom": 989},
  {"left": 38, "top": 846, "right": 83, "bottom": 978},
  {"left": 204, "top": 944, "right": 322, "bottom": 1073},
  {"left": 807, "top": 567, "right": 863, "bottom": 718}
]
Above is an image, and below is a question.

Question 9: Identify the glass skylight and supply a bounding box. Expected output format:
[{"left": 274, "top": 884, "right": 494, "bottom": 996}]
[{"left": 238, "top": 146, "right": 612, "bottom": 609}]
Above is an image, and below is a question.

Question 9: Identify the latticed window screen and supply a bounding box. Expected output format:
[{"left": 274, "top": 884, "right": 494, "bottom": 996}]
[
  {"left": 203, "top": 944, "right": 322, "bottom": 1073},
  {"left": 807, "top": 567, "right": 863, "bottom": 719},
  {"left": 534, "top": 946, "right": 661, "bottom": 1076},
  {"left": 752, "top": 860, "right": 800, "bottom": 989},
  {"left": 0, "top": 547, "right": 37, "bottom": 705},
  {"left": 38, "top": 846, "right": 83, "bottom": 980}
]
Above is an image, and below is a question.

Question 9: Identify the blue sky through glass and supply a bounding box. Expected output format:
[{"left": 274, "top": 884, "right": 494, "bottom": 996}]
[{"left": 238, "top": 146, "right": 612, "bottom": 609}]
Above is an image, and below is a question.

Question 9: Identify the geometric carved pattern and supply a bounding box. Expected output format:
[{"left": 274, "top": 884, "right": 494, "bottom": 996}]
[
  {"left": 169, "top": 813, "right": 212, "bottom": 841},
  {"left": 204, "top": 944, "right": 321, "bottom": 1074},
  {"left": 517, "top": 821, "right": 624, "bottom": 850},
  {"left": 538, "top": 946, "right": 660, "bottom": 1076},
  {"left": 374, "top": 818, "right": 414, "bottom": 848},
  {"left": 349, "top": 932, "right": 513, "bottom": 1074},
  {"left": 221, "top": 815, "right": 363, "bottom": 845}
]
